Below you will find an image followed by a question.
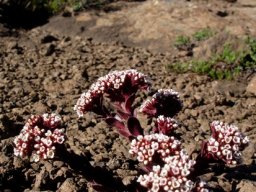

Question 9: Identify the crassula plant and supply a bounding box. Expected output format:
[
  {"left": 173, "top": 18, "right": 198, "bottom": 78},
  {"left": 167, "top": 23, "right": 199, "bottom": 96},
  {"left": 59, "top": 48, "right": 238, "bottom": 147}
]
[
  {"left": 201, "top": 120, "right": 249, "bottom": 165},
  {"left": 14, "top": 113, "right": 65, "bottom": 162},
  {"left": 74, "top": 69, "right": 249, "bottom": 191},
  {"left": 13, "top": 69, "right": 249, "bottom": 192},
  {"left": 129, "top": 133, "right": 197, "bottom": 191},
  {"left": 74, "top": 69, "right": 151, "bottom": 138}
]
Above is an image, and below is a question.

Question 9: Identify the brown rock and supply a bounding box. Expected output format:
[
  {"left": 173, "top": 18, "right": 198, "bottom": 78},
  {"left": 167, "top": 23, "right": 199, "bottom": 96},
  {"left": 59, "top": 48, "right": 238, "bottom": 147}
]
[
  {"left": 237, "top": 180, "right": 256, "bottom": 192},
  {"left": 246, "top": 75, "right": 256, "bottom": 96},
  {"left": 33, "top": 167, "right": 46, "bottom": 190},
  {"left": 58, "top": 178, "right": 78, "bottom": 192}
]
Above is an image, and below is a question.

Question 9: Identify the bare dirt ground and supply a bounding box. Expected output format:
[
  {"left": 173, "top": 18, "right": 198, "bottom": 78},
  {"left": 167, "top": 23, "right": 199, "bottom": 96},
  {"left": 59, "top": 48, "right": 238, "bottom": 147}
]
[
  {"left": 0, "top": 0, "right": 256, "bottom": 191},
  {"left": 44, "top": 0, "right": 256, "bottom": 53}
]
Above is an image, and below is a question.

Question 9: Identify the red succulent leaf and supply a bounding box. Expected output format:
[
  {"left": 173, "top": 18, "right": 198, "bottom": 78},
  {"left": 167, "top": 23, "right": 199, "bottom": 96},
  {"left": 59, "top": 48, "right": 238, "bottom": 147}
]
[
  {"left": 127, "top": 117, "right": 143, "bottom": 137},
  {"left": 200, "top": 140, "right": 216, "bottom": 160},
  {"left": 200, "top": 141, "right": 207, "bottom": 157},
  {"left": 209, "top": 123, "right": 217, "bottom": 138},
  {"left": 89, "top": 181, "right": 115, "bottom": 192},
  {"left": 154, "top": 116, "right": 178, "bottom": 135},
  {"left": 144, "top": 108, "right": 157, "bottom": 117},
  {"left": 105, "top": 117, "right": 125, "bottom": 129},
  {"left": 124, "top": 93, "right": 136, "bottom": 114},
  {"left": 105, "top": 117, "right": 131, "bottom": 138},
  {"left": 116, "top": 110, "right": 130, "bottom": 120}
]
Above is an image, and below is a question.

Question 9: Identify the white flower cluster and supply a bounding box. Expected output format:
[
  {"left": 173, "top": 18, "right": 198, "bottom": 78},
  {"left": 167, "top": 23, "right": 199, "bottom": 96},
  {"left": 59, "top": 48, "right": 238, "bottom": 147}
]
[
  {"left": 13, "top": 114, "right": 65, "bottom": 162},
  {"left": 129, "top": 133, "right": 181, "bottom": 165},
  {"left": 42, "top": 113, "right": 62, "bottom": 128},
  {"left": 194, "top": 181, "right": 209, "bottom": 192},
  {"left": 74, "top": 69, "right": 150, "bottom": 117},
  {"left": 129, "top": 134, "right": 199, "bottom": 192},
  {"left": 156, "top": 89, "right": 180, "bottom": 99},
  {"left": 204, "top": 121, "right": 250, "bottom": 165},
  {"left": 156, "top": 115, "right": 178, "bottom": 134}
]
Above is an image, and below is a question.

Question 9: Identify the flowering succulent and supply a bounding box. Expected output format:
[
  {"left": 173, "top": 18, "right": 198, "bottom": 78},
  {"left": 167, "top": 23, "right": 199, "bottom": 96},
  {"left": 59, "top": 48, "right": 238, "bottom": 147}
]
[
  {"left": 137, "top": 163, "right": 195, "bottom": 192},
  {"left": 74, "top": 70, "right": 249, "bottom": 192},
  {"left": 74, "top": 69, "right": 151, "bottom": 117},
  {"left": 139, "top": 89, "right": 182, "bottom": 118},
  {"left": 129, "top": 133, "right": 182, "bottom": 166},
  {"left": 13, "top": 113, "right": 65, "bottom": 162},
  {"left": 130, "top": 133, "right": 197, "bottom": 192},
  {"left": 74, "top": 69, "right": 152, "bottom": 139},
  {"left": 201, "top": 121, "right": 249, "bottom": 165},
  {"left": 154, "top": 115, "right": 178, "bottom": 135}
]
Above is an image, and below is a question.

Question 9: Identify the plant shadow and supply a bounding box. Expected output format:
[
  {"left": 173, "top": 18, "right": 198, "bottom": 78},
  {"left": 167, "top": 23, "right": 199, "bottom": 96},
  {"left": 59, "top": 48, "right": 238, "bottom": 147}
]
[{"left": 59, "top": 144, "right": 143, "bottom": 192}]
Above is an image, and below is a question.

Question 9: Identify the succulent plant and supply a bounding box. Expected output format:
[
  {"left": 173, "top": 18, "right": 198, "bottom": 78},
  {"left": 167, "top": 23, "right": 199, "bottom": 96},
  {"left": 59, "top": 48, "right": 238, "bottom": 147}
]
[{"left": 14, "top": 113, "right": 65, "bottom": 162}]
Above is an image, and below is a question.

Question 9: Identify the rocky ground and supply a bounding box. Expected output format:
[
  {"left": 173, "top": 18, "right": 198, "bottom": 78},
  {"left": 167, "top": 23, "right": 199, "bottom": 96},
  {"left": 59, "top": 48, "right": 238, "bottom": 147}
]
[{"left": 0, "top": 0, "right": 256, "bottom": 191}]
